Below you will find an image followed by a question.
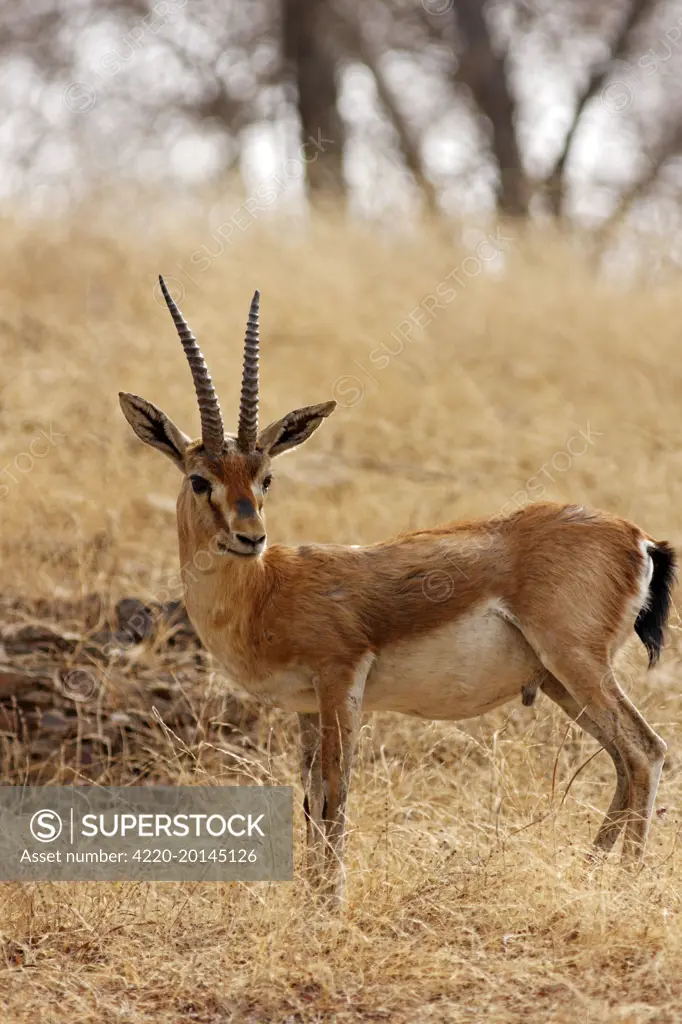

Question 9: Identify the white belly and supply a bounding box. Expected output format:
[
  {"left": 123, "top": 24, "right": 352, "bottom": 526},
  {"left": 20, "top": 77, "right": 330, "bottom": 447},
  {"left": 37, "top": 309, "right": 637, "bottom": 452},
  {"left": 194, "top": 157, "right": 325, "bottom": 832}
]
[
  {"left": 365, "top": 609, "right": 541, "bottom": 720},
  {"left": 208, "top": 609, "right": 541, "bottom": 720}
]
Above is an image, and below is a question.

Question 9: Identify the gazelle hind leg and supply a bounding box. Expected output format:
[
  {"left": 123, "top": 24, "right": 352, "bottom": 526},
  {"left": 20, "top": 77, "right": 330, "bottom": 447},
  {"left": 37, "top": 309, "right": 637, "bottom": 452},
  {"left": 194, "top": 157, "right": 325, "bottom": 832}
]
[
  {"left": 541, "top": 674, "right": 630, "bottom": 855},
  {"left": 532, "top": 650, "right": 666, "bottom": 862}
]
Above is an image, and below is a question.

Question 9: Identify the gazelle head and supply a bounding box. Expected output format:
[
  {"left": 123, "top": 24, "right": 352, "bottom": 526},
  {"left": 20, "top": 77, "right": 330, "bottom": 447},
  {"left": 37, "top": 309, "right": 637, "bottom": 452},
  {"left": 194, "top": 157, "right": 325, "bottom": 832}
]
[{"left": 119, "top": 277, "right": 336, "bottom": 559}]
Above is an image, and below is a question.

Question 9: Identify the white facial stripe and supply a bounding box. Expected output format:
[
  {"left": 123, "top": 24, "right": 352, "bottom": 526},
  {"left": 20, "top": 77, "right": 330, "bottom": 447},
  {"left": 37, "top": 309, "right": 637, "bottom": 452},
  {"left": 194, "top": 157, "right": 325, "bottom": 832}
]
[{"left": 211, "top": 482, "right": 228, "bottom": 505}]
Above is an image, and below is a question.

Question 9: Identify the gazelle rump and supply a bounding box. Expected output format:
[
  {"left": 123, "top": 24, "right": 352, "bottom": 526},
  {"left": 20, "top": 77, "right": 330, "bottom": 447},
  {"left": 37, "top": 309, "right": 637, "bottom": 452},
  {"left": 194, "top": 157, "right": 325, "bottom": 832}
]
[{"left": 119, "top": 277, "right": 676, "bottom": 901}]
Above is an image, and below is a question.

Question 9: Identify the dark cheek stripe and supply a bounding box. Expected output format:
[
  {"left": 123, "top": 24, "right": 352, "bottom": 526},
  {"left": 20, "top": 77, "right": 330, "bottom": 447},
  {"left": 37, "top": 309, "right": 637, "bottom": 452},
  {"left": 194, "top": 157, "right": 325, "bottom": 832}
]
[{"left": 207, "top": 495, "right": 228, "bottom": 529}]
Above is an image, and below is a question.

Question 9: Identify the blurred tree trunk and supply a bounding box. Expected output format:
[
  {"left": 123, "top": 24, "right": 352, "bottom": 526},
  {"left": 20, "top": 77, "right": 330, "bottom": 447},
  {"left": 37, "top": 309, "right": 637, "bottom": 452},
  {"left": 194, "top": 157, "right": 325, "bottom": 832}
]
[
  {"left": 450, "top": 0, "right": 528, "bottom": 218},
  {"left": 282, "top": 0, "right": 346, "bottom": 203}
]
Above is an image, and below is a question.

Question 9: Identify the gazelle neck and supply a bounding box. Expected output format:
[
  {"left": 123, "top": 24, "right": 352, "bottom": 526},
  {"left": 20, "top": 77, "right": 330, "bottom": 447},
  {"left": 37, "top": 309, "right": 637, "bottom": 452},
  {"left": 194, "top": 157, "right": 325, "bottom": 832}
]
[{"left": 176, "top": 494, "right": 268, "bottom": 626}]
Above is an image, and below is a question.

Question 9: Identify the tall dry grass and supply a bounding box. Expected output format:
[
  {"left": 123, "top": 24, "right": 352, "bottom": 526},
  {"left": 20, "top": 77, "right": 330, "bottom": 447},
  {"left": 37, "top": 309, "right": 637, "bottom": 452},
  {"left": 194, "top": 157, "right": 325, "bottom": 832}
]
[{"left": 0, "top": 206, "right": 681, "bottom": 1022}]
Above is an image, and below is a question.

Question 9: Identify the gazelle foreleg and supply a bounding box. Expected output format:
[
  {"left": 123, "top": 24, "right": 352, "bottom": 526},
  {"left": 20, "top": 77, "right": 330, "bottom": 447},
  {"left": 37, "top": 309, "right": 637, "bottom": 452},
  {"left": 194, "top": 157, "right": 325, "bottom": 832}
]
[
  {"left": 299, "top": 712, "right": 324, "bottom": 880},
  {"left": 317, "top": 654, "right": 373, "bottom": 901},
  {"left": 541, "top": 674, "right": 630, "bottom": 855}
]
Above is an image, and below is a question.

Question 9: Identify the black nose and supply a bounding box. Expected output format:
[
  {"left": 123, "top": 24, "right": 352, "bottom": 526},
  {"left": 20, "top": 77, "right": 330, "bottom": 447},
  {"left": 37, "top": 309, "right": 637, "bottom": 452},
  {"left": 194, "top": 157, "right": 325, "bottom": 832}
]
[{"left": 235, "top": 533, "right": 265, "bottom": 548}]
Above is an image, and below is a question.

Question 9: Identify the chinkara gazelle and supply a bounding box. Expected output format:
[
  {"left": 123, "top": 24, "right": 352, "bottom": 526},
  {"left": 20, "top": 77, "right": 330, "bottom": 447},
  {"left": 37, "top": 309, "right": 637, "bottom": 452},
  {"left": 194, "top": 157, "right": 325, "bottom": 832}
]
[{"left": 120, "top": 277, "right": 676, "bottom": 901}]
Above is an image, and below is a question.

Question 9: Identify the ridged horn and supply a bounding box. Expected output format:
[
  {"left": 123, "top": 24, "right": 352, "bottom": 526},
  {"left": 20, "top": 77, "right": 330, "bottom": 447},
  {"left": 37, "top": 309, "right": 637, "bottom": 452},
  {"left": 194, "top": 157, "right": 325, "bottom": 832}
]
[
  {"left": 237, "top": 290, "right": 260, "bottom": 452},
  {"left": 158, "top": 275, "right": 224, "bottom": 457}
]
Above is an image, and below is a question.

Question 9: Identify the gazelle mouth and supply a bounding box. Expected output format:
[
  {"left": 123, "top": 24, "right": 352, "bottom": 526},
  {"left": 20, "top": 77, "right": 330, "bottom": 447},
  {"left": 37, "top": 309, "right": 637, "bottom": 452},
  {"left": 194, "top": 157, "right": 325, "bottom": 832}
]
[{"left": 216, "top": 540, "right": 261, "bottom": 558}]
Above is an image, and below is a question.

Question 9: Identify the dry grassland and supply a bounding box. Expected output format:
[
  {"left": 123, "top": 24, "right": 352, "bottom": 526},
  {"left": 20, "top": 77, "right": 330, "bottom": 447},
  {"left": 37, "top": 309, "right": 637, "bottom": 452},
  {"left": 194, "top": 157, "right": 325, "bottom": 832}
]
[{"left": 0, "top": 206, "right": 681, "bottom": 1022}]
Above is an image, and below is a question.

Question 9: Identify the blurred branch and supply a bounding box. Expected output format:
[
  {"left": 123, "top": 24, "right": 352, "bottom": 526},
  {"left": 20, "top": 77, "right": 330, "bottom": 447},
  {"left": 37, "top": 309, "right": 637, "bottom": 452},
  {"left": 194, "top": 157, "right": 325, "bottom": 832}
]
[
  {"left": 336, "top": 3, "right": 440, "bottom": 215},
  {"left": 543, "top": 0, "right": 658, "bottom": 218},
  {"left": 593, "top": 121, "right": 682, "bottom": 253}
]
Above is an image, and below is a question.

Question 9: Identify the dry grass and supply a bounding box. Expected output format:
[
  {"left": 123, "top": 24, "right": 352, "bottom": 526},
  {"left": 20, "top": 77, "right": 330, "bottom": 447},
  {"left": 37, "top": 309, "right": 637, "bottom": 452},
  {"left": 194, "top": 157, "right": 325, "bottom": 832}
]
[{"left": 0, "top": 205, "right": 682, "bottom": 1022}]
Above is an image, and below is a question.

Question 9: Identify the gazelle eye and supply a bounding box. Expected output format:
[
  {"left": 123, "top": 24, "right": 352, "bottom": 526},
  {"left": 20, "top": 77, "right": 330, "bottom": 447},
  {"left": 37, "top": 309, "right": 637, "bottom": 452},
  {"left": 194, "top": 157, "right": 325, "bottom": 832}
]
[
  {"left": 190, "top": 475, "right": 211, "bottom": 495},
  {"left": 262, "top": 474, "right": 273, "bottom": 494}
]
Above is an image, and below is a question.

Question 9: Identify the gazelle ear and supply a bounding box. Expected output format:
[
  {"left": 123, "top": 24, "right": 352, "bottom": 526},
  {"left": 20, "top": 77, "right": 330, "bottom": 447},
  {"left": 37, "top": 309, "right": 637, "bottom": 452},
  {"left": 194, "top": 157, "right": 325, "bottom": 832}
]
[
  {"left": 257, "top": 401, "right": 336, "bottom": 458},
  {"left": 119, "top": 392, "right": 190, "bottom": 471}
]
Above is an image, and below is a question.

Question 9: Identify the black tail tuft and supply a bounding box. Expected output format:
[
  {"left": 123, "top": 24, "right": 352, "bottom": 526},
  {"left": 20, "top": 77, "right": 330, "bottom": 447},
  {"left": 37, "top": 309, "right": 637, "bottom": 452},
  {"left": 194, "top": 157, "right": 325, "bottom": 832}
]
[{"left": 634, "top": 541, "right": 677, "bottom": 667}]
